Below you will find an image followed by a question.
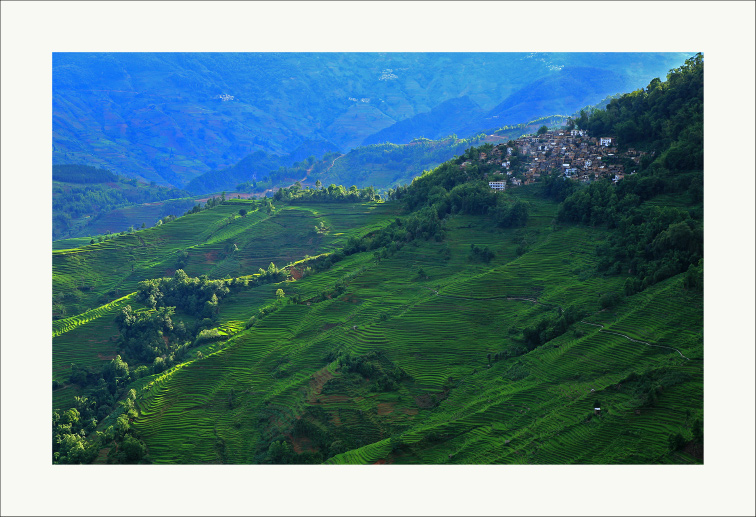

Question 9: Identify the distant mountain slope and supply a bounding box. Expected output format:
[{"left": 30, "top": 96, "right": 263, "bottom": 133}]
[
  {"left": 463, "top": 67, "right": 629, "bottom": 133},
  {"left": 191, "top": 134, "right": 510, "bottom": 196},
  {"left": 53, "top": 53, "right": 693, "bottom": 187},
  {"left": 53, "top": 164, "right": 193, "bottom": 239},
  {"left": 184, "top": 151, "right": 287, "bottom": 195},
  {"left": 361, "top": 96, "right": 484, "bottom": 145}
]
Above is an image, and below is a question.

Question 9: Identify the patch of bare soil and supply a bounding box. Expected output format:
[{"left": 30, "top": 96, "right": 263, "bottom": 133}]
[
  {"left": 320, "top": 394, "right": 350, "bottom": 404},
  {"left": 289, "top": 434, "right": 317, "bottom": 455},
  {"left": 203, "top": 251, "right": 219, "bottom": 264},
  {"left": 684, "top": 441, "right": 704, "bottom": 462},
  {"left": 93, "top": 447, "right": 111, "bottom": 464},
  {"left": 414, "top": 390, "right": 449, "bottom": 409},
  {"left": 97, "top": 353, "right": 117, "bottom": 360},
  {"left": 307, "top": 367, "right": 334, "bottom": 403},
  {"left": 377, "top": 402, "right": 395, "bottom": 416}
]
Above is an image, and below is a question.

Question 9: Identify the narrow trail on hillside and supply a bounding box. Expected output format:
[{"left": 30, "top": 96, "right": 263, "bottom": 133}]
[
  {"left": 578, "top": 320, "right": 690, "bottom": 360},
  {"left": 420, "top": 287, "right": 690, "bottom": 360},
  {"left": 324, "top": 154, "right": 344, "bottom": 174},
  {"left": 252, "top": 154, "right": 344, "bottom": 198}
]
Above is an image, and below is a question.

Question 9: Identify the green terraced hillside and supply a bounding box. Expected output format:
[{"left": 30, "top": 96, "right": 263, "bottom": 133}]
[
  {"left": 52, "top": 56, "right": 705, "bottom": 465},
  {"left": 53, "top": 199, "right": 399, "bottom": 319},
  {"left": 112, "top": 189, "right": 703, "bottom": 465},
  {"left": 51, "top": 185, "right": 703, "bottom": 466}
]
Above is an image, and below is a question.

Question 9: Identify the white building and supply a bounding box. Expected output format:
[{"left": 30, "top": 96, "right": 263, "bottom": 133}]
[
  {"left": 488, "top": 181, "right": 506, "bottom": 191},
  {"left": 600, "top": 137, "right": 614, "bottom": 147}
]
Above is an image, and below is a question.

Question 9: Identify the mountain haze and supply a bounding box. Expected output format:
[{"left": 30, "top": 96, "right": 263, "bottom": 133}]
[{"left": 53, "top": 52, "right": 693, "bottom": 187}]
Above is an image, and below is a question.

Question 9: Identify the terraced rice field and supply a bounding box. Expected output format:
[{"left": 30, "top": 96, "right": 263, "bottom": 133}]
[
  {"left": 124, "top": 203, "right": 702, "bottom": 464},
  {"left": 52, "top": 201, "right": 398, "bottom": 407},
  {"left": 53, "top": 200, "right": 399, "bottom": 317},
  {"left": 52, "top": 188, "right": 702, "bottom": 465}
]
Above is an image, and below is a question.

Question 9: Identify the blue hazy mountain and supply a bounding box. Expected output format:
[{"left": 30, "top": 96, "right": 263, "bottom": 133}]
[{"left": 53, "top": 52, "right": 694, "bottom": 188}]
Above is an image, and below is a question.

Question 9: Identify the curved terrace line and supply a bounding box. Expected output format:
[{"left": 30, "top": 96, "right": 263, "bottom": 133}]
[{"left": 429, "top": 288, "right": 690, "bottom": 360}]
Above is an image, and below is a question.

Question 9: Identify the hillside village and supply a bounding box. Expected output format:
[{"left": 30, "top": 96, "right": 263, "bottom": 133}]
[{"left": 462, "top": 129, "right": 651, "bottom": 190}]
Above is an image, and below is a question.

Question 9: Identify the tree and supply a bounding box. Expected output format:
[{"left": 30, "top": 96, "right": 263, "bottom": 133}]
[
  {"left": 276, "top": 289, "right": 285, "bottom": 299},
  {"left": 668, "top": 432, "right": 686, "bottom": 451},
  {"left": 121, "top": 434, "right": 146, "bottom": 462},
  {"left": 115, "top": 414, "right": 130, "bottom": 438},
  {"left": 537, "top": 125, "right": 548, "bottom": 135},
  {"left": 239, "top": 208, "right": 248, "bottom": 217},
  {"left": 692, "top": 418, "right": 703, "bottom": 444}
]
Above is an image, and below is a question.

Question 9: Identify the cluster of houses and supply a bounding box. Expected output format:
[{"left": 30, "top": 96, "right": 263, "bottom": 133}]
[{"left": 470, "top": 129, "right": 650, "bottom": 191}]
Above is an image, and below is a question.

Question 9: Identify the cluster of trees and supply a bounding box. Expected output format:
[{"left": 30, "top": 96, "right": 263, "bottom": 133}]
[
  {"left": 668, "top": 416, "right": 703, "bottom": 456},
  {"left": 541, "top": 169, "right": 579, "bottom": 202},
  {"left": 135, "top": 269, "right": 244, "bottom": 315},
  {"left": 114, "top": 305, "right": 191, "bottom": 365},
  {"left": 337, "top": 351, "right": 409, "bottom": 393},
  {"left": 273, "top": 181, "right": 379, "bottom": 203},
  {"left": 54, "top": 357, "right": 150, "bottom": 464},
  {"left": 566, "top": 198, "right": 704, "bottom": 292},
  {"left": 53, "top": 404, "right": 101, "bottom": 464},
  {"left": 552, "top": 55, "right": 703, "bottom": 292},
  {"left": 576, "top": 54, "right": 703, "bottom": 171},
  {"left": 244, "top": 280, "right": 291, "bottom": 329},
  {"left": 619, "top": 367, "right": 691, "bottom": 410},
  {"left": 521, "top": 305, "right": 586, "bottom": 351},
  {"left": 182, "top": 192, "right": 229, "bottom": 217},
  {"left": 468, "top": 244, "right": 495, "bottom": 263},
  {"left": 236, "top": 154, "right": 333, "bottom": 193},
  {"left": 388, "top": 149, "right": 530, "bottom": 229}
]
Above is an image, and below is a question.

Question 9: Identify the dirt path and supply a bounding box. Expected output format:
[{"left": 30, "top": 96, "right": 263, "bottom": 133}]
[
  {"left": 324, "top": 154, "right": 344, "bottom": 174},
  {"left": 578, "top": 320, "right": 690, "bottom": 360},
  {"left": 234, "top": 154, "right": 345, "bottom": 199}
]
